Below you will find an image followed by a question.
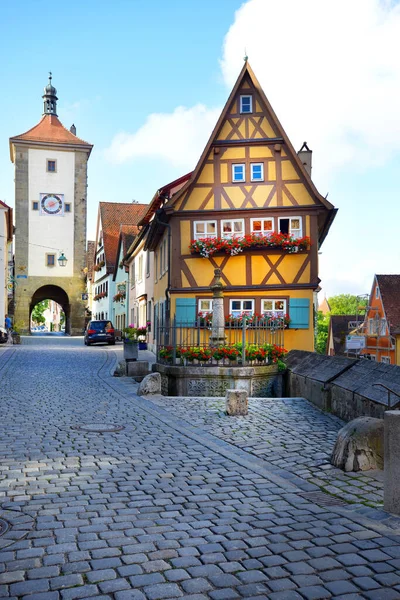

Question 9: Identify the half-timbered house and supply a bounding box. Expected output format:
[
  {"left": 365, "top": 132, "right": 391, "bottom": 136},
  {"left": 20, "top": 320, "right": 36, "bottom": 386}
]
[{"left": 146, "top": 61, "right": 337, "bottom": 351}]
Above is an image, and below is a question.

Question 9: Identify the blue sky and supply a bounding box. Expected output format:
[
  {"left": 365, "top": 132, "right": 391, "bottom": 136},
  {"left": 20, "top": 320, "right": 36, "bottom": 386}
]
[{"left": 1, "top": 0, "right": 400, "bottom": 299}]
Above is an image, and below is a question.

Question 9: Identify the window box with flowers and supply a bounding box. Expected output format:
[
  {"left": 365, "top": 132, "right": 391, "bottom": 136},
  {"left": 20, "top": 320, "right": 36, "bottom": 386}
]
[
  {"left": 113, "top": 291, "right": 126, "bottom": 303},
  {"left": 189, "top": 232, "right": 310, "bottom": 258},
  {"left": 93, "top": 291, "right": 108, "bottom": 302}
]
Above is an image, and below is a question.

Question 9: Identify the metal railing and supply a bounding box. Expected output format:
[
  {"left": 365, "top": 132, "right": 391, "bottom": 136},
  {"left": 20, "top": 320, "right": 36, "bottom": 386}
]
[
  {"left": 372, "top": 383, "right": 400, "bottom": 410},
  {"left": 156, "top": 315, "right": 285, "bottom": 367}
]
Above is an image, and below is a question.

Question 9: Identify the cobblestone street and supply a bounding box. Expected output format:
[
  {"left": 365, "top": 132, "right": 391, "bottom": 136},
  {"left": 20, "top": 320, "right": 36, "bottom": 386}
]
[{"left": 0, "top": 338, "right": 400, "bottom": 600}]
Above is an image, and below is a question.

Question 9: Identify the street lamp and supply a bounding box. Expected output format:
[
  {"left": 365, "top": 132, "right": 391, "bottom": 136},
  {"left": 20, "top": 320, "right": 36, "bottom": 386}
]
[{"left": 58, "top": 252, "right": 68, "bottom": 267}]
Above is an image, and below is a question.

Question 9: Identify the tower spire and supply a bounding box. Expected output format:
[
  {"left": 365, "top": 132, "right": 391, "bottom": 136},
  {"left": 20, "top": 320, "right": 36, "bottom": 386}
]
[{"left": 42, "top": 72, "right": 58, "bottom": 116}]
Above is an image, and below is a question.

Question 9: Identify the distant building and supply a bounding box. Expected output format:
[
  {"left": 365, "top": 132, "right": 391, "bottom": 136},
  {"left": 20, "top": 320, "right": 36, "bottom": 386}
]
[
  {"left": 318, "top": 296, "right": 331, "bottom": 315},
  {"left": 92, "top": 202, "right": 147, "bottom": 323},
  {"left": 0, "top": 200, "right": 13, "bottom": 326},
  {"left": 361, "top": 274, "right": 400, "bottom": 364},
  {"left": 9, "top": 75, "right": 93, "bottom": 334}
]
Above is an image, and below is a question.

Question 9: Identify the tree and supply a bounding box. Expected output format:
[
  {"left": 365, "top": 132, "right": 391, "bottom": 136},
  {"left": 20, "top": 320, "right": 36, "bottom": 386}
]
[
  {"left": 31, "top": 300, "right": 49, "bottom": 325},
  {"left": 328, "top": 294, "right": 367, "bottom": 315},
  {"left": 316, "top": 311, "right": 330, "bottom": 354}
]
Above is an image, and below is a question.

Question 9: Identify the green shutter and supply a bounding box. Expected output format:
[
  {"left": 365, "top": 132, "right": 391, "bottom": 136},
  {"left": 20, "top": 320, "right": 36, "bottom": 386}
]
[
  {"left": 289, "top": 298, "right": 310, "bottom": 329},
  {"left": 175, "top": 298, "right": 197, "bottom": 326}
]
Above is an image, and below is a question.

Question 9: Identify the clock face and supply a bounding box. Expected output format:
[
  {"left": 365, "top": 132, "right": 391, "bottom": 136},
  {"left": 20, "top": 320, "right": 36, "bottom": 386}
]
[{"left": 40, "top": 194, "right": 63, "bottom": 215}]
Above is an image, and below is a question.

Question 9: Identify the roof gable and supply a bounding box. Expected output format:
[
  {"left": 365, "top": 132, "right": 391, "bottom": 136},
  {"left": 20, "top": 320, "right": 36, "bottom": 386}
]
[
  {"left": 169, "top": 61, "right": 334, "bottom": 215},
  {"left": 10, "top": 115, "right": 93, "bottom": 160},
  {"left": 98, "top": 203, "right": 147, "bottom": 273},
  {"left": 376, "top": 274, "right": 400, "bottom": 332}
]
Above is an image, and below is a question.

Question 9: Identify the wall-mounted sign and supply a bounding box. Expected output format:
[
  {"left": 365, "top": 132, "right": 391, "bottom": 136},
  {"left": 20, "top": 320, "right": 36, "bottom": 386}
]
[
  {"left": 16, "top": 275, "right": 28, "bottom": 279},
  {"left": 81, "top": 293, "right": 88, "bottom": 301}
]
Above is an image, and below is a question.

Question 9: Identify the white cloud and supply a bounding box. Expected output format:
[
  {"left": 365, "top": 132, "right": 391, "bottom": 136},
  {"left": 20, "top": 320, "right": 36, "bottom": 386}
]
[
  {"left": 220, "top": 0, "right": 400, "bottom": 183},
  {"left": 105, "top": 104, "right": 221, "bottom": 169},
  {"left": 106, "top": 0, "right": 400, "bottom": 181}
]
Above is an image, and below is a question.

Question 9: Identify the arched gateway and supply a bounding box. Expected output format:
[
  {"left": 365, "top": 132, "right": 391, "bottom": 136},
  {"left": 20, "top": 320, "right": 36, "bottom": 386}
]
[
  {"left": 9, "top": 75, "right": 93, "bottom": 335},
  {"left": 30, "top": 285, "right": 70, "bottom": 334}
]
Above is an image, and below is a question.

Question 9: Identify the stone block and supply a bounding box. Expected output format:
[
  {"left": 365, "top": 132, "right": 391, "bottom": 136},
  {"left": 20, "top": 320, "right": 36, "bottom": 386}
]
[
  {"left": 384, "top": 411, "right": 400, "bottom": 515},
  {"left": 331, "top": 416, "right": 384, "bottom": 471},
  {"left": 127, "top": 361, "right": 150, "bottom": 378},
  {"left": 138, "top": 372, "right": 161, "bottom": 396},
  {"left": 225, "top": 389, "right": 248, "bottom": 416}
]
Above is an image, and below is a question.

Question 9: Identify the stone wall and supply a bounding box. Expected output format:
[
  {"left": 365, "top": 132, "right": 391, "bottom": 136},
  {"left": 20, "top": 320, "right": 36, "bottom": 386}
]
[
  {"left": 153, "top": 363, "right": 283, "bottom": 397},
  {"left": 285, "top": 350, "right": 400, "bottom": 421}
]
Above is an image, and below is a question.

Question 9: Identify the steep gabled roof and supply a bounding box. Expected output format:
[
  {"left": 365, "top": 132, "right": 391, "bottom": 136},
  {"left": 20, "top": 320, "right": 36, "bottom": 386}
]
[
  {"left": 139, "top": 172, "right": 192, "bottom": 226},
  {"left": 168, "top": 61, "right": 334, "bottom": 214},
  {"left": 98, "top": 202, "right": 147, "bottom": 273},
  {"left": 376, "top": 275, "right": 400, "bottom": 334},
  {"left": 112, "top": 225, "right": 139, "bottom": 279},
  {"left": 10, "top": 115, "right": 93, "bottom": 160}
]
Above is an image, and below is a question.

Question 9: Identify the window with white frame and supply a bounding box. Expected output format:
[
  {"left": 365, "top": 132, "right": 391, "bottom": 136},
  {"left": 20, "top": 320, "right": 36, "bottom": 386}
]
[
  {"left": 279, "top": 216, "right": 302, "bottom": 238},
  {"left": 232, "top": 164, "right": 245, "bottom": 182},
  {"left": 250, "top": 163, "right": 264, "bottom": 181},
  {"left": 381, "top": 356, "right": 391, "bottom": 364},
  {"left": 262, "top": 299, "right": 287, "bottom": 317},
  {"left": 240, "top": 95, "right": 252, "bottom": 113},
  {"left": 251, "top": 218, "right": 274, "bottom": 236},
  {"left": 379, "top": 318, "right": 387, "bottom": 335},
  {"left": 198, "top": 299, "right": 213, "bottom": 314},
  {"left": 230, "top": 299, "right": 254, "bottom": 318},
  {"left": 194, "top": 221, "right": 217, "bottom": 240},
  {"left": 370, "top": 354, "right": 377, "bottom": 361},
  {"left": 138, "top": 254, "right": 143, "bottom": 282},
  {"left": 221, "top": 219, "right": 245, "bottom": 239}
]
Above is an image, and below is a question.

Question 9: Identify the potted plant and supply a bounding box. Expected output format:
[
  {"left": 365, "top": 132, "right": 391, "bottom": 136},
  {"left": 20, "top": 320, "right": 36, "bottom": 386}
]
[
  {"left": 122, "top": 324, "right": 139, "bottom": 361},
  {"left": 11, "top": 321, "right": 23, "bottom": 345},
  {"left": 136, "top": 325, "right": 148, "bottom": 350}
]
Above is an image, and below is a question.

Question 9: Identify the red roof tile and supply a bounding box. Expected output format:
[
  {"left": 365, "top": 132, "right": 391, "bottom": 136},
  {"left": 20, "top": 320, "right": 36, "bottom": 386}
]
[
  {"left": 99, "top": 203, "right": 148, "bottom": 272},
  {"left": 139, "top": 172, "right": 192, "bottom": 225},
  {"left": 10, "top": 115, "right": 92, "bottom": 152},
  {"left": 376, "top": 274, "right": 400, "bottom": 333}
]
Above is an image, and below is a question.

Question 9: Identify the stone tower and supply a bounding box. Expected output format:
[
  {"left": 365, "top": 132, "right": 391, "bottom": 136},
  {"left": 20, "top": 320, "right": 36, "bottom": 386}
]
[{"left": 9, "top": 74, "right": 93, "bottom": 335}]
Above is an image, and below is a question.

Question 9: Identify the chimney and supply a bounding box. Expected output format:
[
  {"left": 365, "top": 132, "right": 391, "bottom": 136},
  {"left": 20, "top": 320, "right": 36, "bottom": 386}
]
[
  {"left": 298, "top": 142, "right": 312, "bottom": 177},
  {"left": 70, "top": 124, "right": 76, "bottom": 135}
]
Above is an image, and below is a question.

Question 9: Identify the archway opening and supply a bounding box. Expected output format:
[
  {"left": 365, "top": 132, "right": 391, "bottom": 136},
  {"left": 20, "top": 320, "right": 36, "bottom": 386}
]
[{"left": 30, "top": 285, "right": 70, "bottom": 335}]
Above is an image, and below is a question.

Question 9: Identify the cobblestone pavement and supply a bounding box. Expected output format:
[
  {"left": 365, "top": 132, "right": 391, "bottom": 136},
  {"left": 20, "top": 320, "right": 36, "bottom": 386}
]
[
  {"left": 0, "top": 338, "right": 400, "bottom": 600},
  {"left": 144, "top": 396, "right": 384, "bottom": 509}
]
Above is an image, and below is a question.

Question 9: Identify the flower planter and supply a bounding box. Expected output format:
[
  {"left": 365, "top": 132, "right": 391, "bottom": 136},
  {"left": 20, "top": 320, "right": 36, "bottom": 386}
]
[
  {"left": 138, "top": 342, "right": 148, "bottom": 350},
  {"left": 12, "top": 333, "right": 21, "bottom": 345},
  {"left": 123, "top": 339, "right": 138, "bottom": 361}
]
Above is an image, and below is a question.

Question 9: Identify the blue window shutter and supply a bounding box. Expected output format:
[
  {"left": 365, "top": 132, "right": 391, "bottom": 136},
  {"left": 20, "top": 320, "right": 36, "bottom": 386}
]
[
  {"left": 175, "top": 298, "right": 197, "bottom": 326},
  {"left": 289, "top": 298, "right": 310, "bottom": 329}
]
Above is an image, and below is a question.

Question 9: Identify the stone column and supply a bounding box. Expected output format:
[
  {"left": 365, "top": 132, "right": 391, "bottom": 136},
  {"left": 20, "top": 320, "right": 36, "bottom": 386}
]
[
  {"left": 384, "top": 410, "right": 400, "bottom": 515},
  {"left": 209, "top": 268, "right": 226, "bottom": 347}
]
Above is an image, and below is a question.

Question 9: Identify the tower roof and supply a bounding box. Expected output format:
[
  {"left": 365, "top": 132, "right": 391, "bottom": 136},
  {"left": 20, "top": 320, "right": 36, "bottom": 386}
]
[{"left": 9, "top": 74, "right": 93, "bottom": 161}]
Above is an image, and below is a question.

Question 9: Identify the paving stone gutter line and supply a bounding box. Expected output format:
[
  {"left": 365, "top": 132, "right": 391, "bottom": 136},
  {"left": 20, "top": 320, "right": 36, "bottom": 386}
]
[{"left": 105, "top": 352, "right": 400, "bottom": 537}]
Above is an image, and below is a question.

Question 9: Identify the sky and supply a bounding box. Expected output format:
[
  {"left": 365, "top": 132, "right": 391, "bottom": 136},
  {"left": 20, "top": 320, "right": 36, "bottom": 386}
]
[{"left": 1, "top": 0, "right": 400, "bottom": 299}]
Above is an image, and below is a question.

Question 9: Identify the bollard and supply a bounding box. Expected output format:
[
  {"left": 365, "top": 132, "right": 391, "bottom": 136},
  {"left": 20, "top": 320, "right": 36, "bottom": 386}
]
[
  {"left": 226, "top": 389, "right": 248, "bottom": 416},
  {"left": 384, "top": 411, "right": 400, "bottom": 515}
]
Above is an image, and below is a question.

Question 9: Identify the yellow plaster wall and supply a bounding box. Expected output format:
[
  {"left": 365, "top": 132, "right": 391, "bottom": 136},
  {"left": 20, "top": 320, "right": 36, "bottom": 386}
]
[
  {"left": 182, "top": 187, "right": 213, "bottom": 211},
  {"left": 249, "top": 146, "right": 272, "bottom": 158},
  {"left": 269, "top": 162, "right": 276, "bottom": 181},
  {"left": 286, "top": 183, "right": 315, "bottom": 206},
  {"left": 180, "top": 221, "right": 191, "bottom": 254},
  {"left": 281, "top": 161, "right": 299, "bottom": 180},
  {"left": 222, "top": 148, "right": 246, "bottom": 160},
  {"left": 220, "top": 163, "right": 228, "bottom": 183},
  {"left": 197, "top": 164, "right": 214, "bottom": 184},
  {"left": 221, "top": 256, "right": 246, "bottom": 286},
  {"left": 396, "top": 336, "right": 400, "bottom": 366},
  {"left": 224, "top": 186, "right": 245, "bottom": 208}
]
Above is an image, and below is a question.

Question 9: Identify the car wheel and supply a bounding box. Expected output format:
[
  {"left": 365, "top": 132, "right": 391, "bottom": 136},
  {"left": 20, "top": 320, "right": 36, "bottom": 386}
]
[{"left": 108, "top": 341, "right": 115, "bottom": 345}]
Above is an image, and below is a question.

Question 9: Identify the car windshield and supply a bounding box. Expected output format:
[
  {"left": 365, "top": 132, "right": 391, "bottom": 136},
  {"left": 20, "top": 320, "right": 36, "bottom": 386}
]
[{"left": 90, "top": 321, "right": 113, "bottom": 330}]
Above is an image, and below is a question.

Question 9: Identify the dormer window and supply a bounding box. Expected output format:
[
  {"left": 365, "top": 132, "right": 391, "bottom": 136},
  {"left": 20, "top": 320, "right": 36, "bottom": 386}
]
[{"left": 240, "top": 95, "right": 252, "bottom": 114}]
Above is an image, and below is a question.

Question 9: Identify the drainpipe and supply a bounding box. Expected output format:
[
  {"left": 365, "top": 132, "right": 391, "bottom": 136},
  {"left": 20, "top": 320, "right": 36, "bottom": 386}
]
[{"left": 155, "top": 207, "right": 171, "bottom": 327}]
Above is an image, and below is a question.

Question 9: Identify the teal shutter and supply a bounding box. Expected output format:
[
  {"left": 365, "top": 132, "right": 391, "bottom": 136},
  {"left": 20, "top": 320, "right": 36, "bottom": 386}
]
[
  {"left": 175, "top": 298, "right": 197, "bottom": 326},
  {"left": 289, "top": 298, "right": 310, "bottom": 329}
]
